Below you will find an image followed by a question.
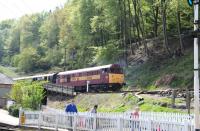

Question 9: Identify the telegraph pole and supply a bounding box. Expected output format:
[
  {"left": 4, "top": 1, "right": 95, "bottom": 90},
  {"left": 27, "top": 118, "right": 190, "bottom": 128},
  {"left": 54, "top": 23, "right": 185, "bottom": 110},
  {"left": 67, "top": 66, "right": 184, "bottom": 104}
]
[
  {"left": 193, "top": 0, "right": 200, "bottom": 130},
  {"left": 64, "top": 48, "right": 67, "bottom": 71}
]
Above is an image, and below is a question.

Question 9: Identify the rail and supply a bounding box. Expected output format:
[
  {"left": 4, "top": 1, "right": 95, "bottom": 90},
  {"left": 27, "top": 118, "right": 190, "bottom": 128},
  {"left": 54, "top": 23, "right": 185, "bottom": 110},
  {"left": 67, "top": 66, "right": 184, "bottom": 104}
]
[{"left": 19, "top": 109, "right": 194, "bottom": 131}]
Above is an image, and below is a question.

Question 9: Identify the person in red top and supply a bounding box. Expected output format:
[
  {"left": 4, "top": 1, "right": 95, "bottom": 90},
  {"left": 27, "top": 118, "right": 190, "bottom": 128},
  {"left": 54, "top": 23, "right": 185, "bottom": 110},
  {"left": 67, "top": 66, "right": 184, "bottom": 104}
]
[
  {"left": 131, "top": 107, "right": 140, "bottom": 119},
  {"left": 131, "top": 107, "right": 140, "bottom": 131}
]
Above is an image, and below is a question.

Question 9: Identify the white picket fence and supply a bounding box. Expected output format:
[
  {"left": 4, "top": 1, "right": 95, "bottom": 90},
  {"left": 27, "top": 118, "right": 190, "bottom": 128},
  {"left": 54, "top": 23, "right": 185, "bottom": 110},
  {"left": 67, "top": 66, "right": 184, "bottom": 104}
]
[{"left": 19, "top": 108, "right": 194, "bottom": 131}]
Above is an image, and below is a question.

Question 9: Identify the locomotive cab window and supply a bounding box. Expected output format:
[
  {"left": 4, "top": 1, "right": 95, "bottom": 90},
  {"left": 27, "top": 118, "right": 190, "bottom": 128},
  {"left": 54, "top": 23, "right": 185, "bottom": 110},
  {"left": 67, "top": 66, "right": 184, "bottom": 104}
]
[
  {"left": 110, "top": 68, "right": 122, "bottom": 73},
  {"left": 102, "top": 68, "right": 109, "bottom": 73}
]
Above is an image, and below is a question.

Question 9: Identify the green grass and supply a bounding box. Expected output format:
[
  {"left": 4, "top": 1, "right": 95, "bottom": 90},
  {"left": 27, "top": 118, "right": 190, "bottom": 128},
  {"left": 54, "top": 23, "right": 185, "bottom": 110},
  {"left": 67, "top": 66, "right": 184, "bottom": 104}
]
[
  {"left": 0, "top": 65, "right": 19, "bottom": 77},
  {"left": 74, "top": 93, "right": 186, "bottom": 113},
  {"left": 139, "top": 103, "right": 182, "bottom": 112},
  {"left": 126, "top": 50, "right": 193, "bottom": 89}
]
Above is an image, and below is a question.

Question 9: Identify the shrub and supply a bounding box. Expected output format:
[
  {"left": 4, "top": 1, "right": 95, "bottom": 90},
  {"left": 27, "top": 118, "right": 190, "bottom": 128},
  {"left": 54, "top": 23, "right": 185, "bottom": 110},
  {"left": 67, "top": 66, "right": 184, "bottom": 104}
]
[
  {"left": 8, "top": 105, "right": 20, "bottom": 117},
  {"left": 10, "top": 81, "right": 46, "bottom": 110}
]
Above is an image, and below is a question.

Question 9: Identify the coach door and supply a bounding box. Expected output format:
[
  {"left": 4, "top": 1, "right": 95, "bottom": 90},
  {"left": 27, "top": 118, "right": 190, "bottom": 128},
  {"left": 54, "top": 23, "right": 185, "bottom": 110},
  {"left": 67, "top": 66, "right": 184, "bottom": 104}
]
[{"left": 67, "top": 75, "right": 70, "bottom": 83}]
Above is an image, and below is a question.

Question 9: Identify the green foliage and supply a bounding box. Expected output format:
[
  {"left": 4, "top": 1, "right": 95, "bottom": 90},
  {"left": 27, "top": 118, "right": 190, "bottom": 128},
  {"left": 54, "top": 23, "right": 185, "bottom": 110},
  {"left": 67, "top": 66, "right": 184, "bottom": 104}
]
[
  {"left": 0, "top": 0, "right": 194, "bottom": 73},
  {"left": 140, "top": 103, "right": 180, "bottom": 112},
  {"left": 8, "top": 104, "right": 20, "bottom": 117},
  {"left": 0, "top": 65, "right": 18, "bottom": 77},
  {"left": 93, "top": 41, "right": 123, "bottom": 65},
  {"left": 12, "top": 48, "right": 39, "bottom": 72},
  {"left": 10, "top": 81, "right": 46, "bottom": 110}
]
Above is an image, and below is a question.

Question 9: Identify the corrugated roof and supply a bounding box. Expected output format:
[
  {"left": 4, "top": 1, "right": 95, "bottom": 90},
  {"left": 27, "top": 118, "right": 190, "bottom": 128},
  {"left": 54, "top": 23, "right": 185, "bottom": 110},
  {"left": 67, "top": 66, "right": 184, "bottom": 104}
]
[
  {"left": 58, "top": 64, "right": 112, "bottom": 75},
  {"left": 0, "top": 73, "right": 13, "bottom": 84}
]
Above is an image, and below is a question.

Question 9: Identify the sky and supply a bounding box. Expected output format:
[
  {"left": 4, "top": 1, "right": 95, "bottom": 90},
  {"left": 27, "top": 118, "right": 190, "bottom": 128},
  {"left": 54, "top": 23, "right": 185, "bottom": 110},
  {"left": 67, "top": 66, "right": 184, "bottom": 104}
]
[{"left": 0, "top": 0, "right": 67, "bottom": 21}]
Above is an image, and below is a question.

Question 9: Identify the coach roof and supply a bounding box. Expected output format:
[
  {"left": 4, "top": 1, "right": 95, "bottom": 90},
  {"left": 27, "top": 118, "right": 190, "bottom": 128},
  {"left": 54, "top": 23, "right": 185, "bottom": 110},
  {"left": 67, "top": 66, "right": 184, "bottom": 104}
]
[
  {"left": 13, "top": 73, "right": 54, "bottom": 81},
  {"left": 58, "top": 64, "right": 113, "bottom": 75}
]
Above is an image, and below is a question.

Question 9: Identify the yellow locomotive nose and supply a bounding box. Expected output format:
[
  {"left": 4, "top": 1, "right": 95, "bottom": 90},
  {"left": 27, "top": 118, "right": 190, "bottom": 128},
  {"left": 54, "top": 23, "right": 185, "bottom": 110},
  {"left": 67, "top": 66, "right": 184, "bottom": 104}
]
[{"left": 108, "top": 73, "right": 124, "bottom": 84}]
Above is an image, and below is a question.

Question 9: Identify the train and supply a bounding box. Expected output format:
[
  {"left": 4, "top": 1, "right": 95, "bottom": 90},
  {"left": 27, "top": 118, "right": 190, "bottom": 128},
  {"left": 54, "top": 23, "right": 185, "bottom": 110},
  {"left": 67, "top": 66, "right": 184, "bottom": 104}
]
[{"left": 14, "top": 64, "right": 125, "bottom": 92}]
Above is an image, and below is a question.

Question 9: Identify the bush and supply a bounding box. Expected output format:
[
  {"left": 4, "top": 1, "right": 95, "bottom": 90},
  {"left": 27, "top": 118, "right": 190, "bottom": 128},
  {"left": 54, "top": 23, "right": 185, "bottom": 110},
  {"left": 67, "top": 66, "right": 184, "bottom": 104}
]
[
  {"left": 8, "top": 105, "right": 20, "bottom": 117},
  {"left": 10, "top": 81, "right": 46, "bottom": 110}
]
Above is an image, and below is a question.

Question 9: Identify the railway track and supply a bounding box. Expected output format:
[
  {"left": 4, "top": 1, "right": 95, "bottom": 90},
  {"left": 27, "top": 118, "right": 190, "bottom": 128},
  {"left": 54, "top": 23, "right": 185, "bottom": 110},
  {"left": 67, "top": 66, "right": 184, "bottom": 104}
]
[
  {"left": 80, "top": 89, "right": 172, "bottom": 94},
  {"left": 82, "top": 90, "right": 140, "bottom": 94}
]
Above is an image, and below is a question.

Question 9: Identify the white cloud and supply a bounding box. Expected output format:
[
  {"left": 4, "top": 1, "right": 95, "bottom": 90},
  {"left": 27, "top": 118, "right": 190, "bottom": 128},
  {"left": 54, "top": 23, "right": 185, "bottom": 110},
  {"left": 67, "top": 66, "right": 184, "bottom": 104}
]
[{"left": 0, "top": 0, "right": 66, "bottom": 21}]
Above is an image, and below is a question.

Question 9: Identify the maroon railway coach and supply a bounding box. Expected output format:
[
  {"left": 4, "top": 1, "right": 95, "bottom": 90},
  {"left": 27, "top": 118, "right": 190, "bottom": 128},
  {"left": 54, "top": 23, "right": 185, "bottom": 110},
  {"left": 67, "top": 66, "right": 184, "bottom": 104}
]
[{"left": 56, "top": 64, "right": 125, "bottom": 92}]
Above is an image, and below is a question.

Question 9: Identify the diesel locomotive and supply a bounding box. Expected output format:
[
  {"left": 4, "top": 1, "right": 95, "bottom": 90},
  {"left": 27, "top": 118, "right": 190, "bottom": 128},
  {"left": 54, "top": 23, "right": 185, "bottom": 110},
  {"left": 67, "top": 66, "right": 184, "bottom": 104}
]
[{"left": 56, "top": 64, "right": 125, "bottom": 91}]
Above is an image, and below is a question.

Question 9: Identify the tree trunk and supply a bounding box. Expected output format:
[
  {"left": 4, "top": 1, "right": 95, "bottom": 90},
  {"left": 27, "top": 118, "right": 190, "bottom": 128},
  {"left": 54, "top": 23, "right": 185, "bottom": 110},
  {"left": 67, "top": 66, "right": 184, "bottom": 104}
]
[
  {"left": 177, "top": 0, "right": 184, "bottom": 52},
  {"left": 153, "top": 5, "right": 159, "bottom": 37},
  {"left": 161, "top": 0, "right": 171, "bottom": 56},
  {"left": 118, "top": 0, "right": 123, "bottom": 47},
  {"left": 127, "top": 0, "right": 135, "bottom": 55},
  {"left": 171, "top": 89, "right": 176, "bottom": 108},
  {"left": 123, "top": 0, "right": 128, "bottom": 66},
  {"left": 137, "top": 0, "right": 149, "bottom": 56},
  {"left": 132, "top": 0, "right": 141, "bottom": 46}
]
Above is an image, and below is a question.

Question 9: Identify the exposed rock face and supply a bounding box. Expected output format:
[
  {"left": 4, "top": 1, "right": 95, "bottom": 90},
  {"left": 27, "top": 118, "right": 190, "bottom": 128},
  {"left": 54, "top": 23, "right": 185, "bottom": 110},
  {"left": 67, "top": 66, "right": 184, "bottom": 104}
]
[{"left": 155, "top": 74, "right": 176, "bottom": 87}]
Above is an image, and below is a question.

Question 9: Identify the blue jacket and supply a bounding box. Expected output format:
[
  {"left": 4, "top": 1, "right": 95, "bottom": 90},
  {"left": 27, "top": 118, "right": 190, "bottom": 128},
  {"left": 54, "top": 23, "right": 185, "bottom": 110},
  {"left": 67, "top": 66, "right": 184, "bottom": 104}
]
[{"left": 65, "top": 104, "right": 78, "bottom": 113}]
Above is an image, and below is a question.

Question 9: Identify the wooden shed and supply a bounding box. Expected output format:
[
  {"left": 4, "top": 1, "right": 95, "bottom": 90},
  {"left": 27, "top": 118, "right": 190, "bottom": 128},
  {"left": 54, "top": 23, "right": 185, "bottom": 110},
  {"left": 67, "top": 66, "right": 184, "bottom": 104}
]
[{"left": 0, "top": 73, "right": 13, "bottom": 108}]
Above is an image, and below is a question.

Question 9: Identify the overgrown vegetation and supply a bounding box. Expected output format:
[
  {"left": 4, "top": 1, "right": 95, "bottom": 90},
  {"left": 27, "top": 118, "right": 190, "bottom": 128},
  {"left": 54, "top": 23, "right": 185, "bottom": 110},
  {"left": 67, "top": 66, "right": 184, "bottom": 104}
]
[
  {"left": 48, "top": 93, "right": 186, "bottom": 113},
  {"left": 0, "top": 65, "right": 18, "bottom": 77},
  {"left": 0, "top": 0, "right": 193, "bottom": 73},
  {"left": 9, "top": 81, "right": 46, "bottom": 110}
]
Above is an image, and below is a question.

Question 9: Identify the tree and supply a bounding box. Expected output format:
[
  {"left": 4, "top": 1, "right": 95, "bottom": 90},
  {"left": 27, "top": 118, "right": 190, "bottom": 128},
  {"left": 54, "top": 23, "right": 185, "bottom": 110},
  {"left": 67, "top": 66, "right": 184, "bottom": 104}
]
[
  {"left": 10, "top": 81, "right": 46, "bottom": 110},
  {"left": 13, "top": 48, "right": 39, "bottom": 72},
  {"left": 161, "top": 0, "right": 171, "bottom": 55}
]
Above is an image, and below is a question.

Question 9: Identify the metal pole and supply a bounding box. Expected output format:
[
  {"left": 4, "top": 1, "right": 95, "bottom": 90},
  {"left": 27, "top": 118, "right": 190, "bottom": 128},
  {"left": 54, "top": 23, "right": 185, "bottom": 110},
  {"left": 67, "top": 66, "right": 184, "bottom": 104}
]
[
  {"left": 194, "top": 0, "right": 200, "bottom": 130},
  {"left": 87, "top": 81, "right": 90, "bottom": 92},
  {"left": 64, "top": 48, "right": 66, "bottom": 71}
]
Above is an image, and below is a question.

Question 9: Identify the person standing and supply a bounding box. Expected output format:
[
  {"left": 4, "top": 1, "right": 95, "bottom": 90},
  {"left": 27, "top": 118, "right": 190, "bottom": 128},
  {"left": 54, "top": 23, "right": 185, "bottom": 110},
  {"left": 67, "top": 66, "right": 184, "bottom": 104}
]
[
  {"left": 91, "top": 105, "right": 98, "bottom": 113},
  {"left": 65, "top": 100, "right": 78, "bottom": 129},
  {"left": 65, "top": 100, "right": 78, "bottom": 113},
  {"left": 131, "top": 107, "right": 140, "bottom": 119},
  {"left": 90, "top": 105, "right": 98, "bottom": 129},
  {"left": 131, "top": 107, "right": 140, "bottom": 131}
]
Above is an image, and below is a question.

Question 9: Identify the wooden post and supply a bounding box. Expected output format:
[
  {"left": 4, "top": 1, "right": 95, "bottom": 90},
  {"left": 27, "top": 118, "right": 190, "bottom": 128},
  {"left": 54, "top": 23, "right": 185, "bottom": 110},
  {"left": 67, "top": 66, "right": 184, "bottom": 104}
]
[
  {"left": 171, "top": 89, "right": 177, "bottom": 108},
  {"left": 186, "top": 87, "right": 191, "bottom": 114},
  {"left": 19, "top": 108, "right": 22, "bottom": 126}
]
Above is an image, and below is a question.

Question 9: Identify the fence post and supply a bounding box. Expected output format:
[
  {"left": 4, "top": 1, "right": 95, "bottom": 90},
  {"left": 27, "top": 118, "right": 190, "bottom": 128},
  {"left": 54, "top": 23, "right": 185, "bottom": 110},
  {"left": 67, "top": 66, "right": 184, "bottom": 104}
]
[
  {"left": 117, "top": 117, "right": 122, "bottom": 131},
  {"left": 73, "top": 114, "right": 77, "bottom": 131},
  {"left": 149, "top": 120, "right": 152, "bottom": 131},
  {"left": 184, "top": 121, "right": 188, "bottom": 131},
  {"left": 38, "top": 111, "right": 42, "bottom": 130},
  {"left": 93, "top": 115, "right": 97, "bottom": 131},
  {"left": 55, "top": 113, "right": 58, "bottom": 131}
]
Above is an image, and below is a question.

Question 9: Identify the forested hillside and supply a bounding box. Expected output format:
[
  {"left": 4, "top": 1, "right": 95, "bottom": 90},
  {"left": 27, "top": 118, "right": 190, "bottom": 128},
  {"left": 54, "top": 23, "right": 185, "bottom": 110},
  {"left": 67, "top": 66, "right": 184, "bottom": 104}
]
[{"left": 0, "top": 0, "right": 194, "bottom": 87}]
